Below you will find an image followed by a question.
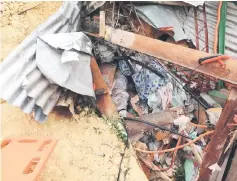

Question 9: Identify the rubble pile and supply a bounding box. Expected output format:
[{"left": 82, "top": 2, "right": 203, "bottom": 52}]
[{"left": 1, "top": 1, "right": 237, "bottom": 181}]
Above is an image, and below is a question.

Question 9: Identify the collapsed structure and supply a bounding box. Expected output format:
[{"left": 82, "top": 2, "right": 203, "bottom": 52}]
[{"left": 0, "top": 1, "right": 237, "bottom": 181}]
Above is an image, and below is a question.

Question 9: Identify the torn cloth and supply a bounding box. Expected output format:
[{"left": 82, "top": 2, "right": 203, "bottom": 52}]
[
  {"left": 118, "top": 54, "right": 171, "bottom": 113},
  {"left": 132, "top": 61, "right": 169, "bottom": 101}
]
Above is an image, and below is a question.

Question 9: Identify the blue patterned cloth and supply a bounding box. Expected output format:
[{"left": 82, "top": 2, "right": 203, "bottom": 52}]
[
  {"left": 119, "top": 59, "right": 169, "bottom": 101},
  {"left": 118, "top": 60, "right": 133, "bottom": 76}
]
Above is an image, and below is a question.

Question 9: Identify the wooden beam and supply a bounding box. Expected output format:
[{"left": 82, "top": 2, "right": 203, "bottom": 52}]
[
  {"left": 90, "top": 57, "right": 117, "bottom": 117},
  {"left": 198, "top": 88, "right": 237, "bottom": 181},
  {"left": 124, "top": 111, "right": 175, "bottom": 143},
  {"left": 102, "top": 26, "right": 237, "bottom": 85},
  {"left": 90, "top": 57, "right": 108, "bottom": 95},
  {"left": 99, "top": 11, "right": 106, "bottom": 37},
  {"left": 100, "top": 63, "right": 117, "bottom": 91}
]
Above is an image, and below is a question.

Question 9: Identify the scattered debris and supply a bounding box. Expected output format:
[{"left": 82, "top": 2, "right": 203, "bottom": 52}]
[
  {"left": 184, "top": 160, "right": 196, "bottom": 181},
  {"left": 36, "top": 32, "right": 95, "bottom": 97},
  {"left": 206, "top": 107, "right": 223, "bottom": 125},
  {"left": 1, "top": 1, "right": 237, "bottom": 181},
  {"left": 134, "top": 5, "right": 187, "bottom": 41},
  {"left": 209, "top": 163, "right": 222, "bottom": 173}
]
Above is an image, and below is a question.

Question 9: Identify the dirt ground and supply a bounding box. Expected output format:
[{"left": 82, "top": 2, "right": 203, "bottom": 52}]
[
  {"left": 0, "top": 1, "right": 62, "bottom": 61},
  {"left": 0, "top": 2, "right": 147, "bottom": 181}
]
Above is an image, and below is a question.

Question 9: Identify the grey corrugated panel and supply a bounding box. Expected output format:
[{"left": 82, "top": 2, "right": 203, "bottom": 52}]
[
  {"left": 0, "top": 1, "right": 82, "bottom": 122},
  {"left": 183, "top": 1, "right": 218, "bottom": 53},
  {"left": 183, "top": 1, "right": 204, "bottom": 7},
  {"left": 183, "top": 2, "right": 237, "bottom": 58},
  {"left": 135, "top": 5, "right": 188, "bottom": 41},
  {"left": 225, "top": 2, "right": 237, "bottom": 58}
]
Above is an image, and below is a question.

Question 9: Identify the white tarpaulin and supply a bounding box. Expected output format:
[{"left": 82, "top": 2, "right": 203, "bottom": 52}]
[{"left": 36, "top": 32, "right": 95, "bottom": 97}]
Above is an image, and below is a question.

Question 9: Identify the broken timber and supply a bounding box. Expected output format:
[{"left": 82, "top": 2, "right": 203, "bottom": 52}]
[
  {"left": 124, "top": 111, "right": 174, "bottom": 143},
  {"left": 90, "top": 57, "right": 117, "bottom": 117},
  {"left": 98, "top": 26, "right": 237, "bottom": 85},
  {"left": 198, "top": 88, "right": 237, "bottom": 181}
]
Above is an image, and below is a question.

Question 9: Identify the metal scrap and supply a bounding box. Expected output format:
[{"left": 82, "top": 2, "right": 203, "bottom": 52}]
[
  {"left": 0, "top": 2, "right": 83, "bottom": 122},
  {"left": 134, "top": 5, "right": 188, "bottom": 41}
]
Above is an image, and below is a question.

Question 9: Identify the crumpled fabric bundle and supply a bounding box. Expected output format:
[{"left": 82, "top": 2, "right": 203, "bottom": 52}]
[
  {"left": 118, "top": 55, "right": 169, "bottom": 101},
  {"left": 118, "top": 54, "right": 172, "bottom": 114},
  {"left": 147, "top": 82, "right": 173, "bottom": 112},
  {"left": 132, "top": 60, "right": 169, "bottom": 101}
]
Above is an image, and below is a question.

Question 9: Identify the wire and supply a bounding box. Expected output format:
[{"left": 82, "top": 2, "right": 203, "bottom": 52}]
[
  {"left": 155, "top": 136, "right": 182, "bottom": 171},
  {"left": 135, "top": 130, "right": 214, "bottom": 154},
  {"left": 116, "top": 145, "right": 127, "bottom": 181},
  {"left": 189, "top": 122, "right": 208, "bottom": 129},
  {"left": 116, "top": 119, "right": 129, "bottom": 181},
  {"left": 123, "top": 117, "right": 193, "bottom": 140},
  {"left": 129, "top": 2, "right": 148, "bottom": 36}
]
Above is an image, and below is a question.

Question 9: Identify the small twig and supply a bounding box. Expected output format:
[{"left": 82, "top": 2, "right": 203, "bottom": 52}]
[
  {"left": 105, "top": 10, "right": 128, "bottom": 17},
  {"left": 119, "top": 3, "right": 139, "bottom": 33},
  {"left": 116, "top": 146, "right": 127, "bottom": 181},
  {"left": 112, "top": 1, "right": 115, "bottom": 27},
  {"left": 135, "top": 131, "right": 214, "bottom": 154},
  {"left": 130, "top": 2, "right": 148, "bottom": 36},
  {"left": 18, "top": 2, "right": 43, "bottom": 15},
  {"left": 224, "top": 130, "right": 237, "bottom": 153},
  {"left": 123, "top": 117, "right": 192, "bottom": 139},
  {"left": 115, "top": 3, "right": 120, "bottom": 28}
]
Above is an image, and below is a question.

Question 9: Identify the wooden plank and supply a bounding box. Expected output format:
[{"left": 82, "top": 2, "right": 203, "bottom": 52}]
[
  {"left": 100, "top": 63, "right": 117, "bottom": 91},
  {"left": 198, "top": 88, "right": 237, "bottom": 181},
  {"left": 90, "top": 57, "right": 117, "bottom": 117},
  {"left": 90, "top": 57, "right": 108, "bottom": 95},
  {"left": 103, "top": 26, "right": 237, "bottom": 85},
  {"left": 96, "top": 93, "right": 117, "bottom": 117},
  {"left": 99, "top": 11, "right": 105, "bottom": 37},
  {"left": 225, "top": 146, "right": 237, "bottom": 181},
  {"left": 124, "top": 111, "right": 174, "bottom": 143}
]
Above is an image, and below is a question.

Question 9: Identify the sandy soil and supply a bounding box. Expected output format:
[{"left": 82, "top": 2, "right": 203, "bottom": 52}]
[
  {"left": 1, "top": 104, "right": 147, "bottom": 181},
  {"left": 0, "top": 2, "right": 148, "bottom": 181},
  {"left": 1, "top": 1, "right": 62, "bottom": 61}
]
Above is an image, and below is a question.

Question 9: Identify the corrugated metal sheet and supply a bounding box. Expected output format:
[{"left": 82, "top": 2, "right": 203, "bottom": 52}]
[
  {"left": 183, "top": 1, "right": 218, "bottom": 53},
  {"left": 135, "top": 5, "right": 188, "bottom": 41},
  {"left": 225, "top": 2, "right": 237, "bottom": 57},
  {"left": 183, "top": 1, "right": 237, "bottom": 58},
  {"left": 0, "top": 2, "right": 82, "bottom": 122},
  {"left": 183, "top": 1, "right": 204, "bottom": 7}
]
